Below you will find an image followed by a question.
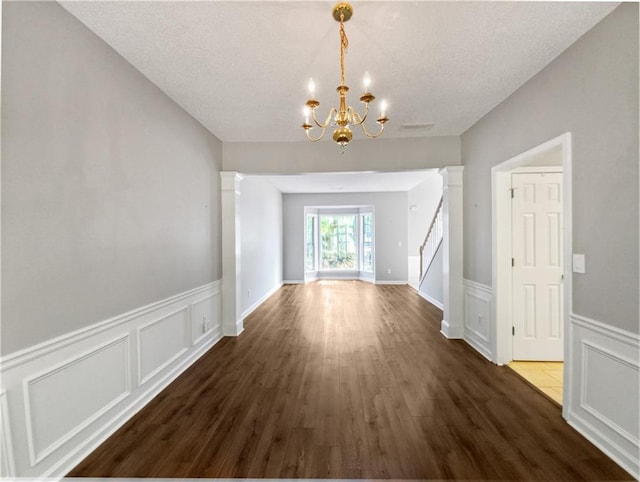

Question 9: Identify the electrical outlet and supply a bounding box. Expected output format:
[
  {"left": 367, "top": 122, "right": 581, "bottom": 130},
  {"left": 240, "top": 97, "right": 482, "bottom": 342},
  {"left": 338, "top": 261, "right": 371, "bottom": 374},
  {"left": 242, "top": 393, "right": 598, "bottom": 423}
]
[
  {"left": 573, "top": 254, "right": 586, "bottom": 274},
  {"left": 386, "top": 268, "right": 391, "bottom": 275}
]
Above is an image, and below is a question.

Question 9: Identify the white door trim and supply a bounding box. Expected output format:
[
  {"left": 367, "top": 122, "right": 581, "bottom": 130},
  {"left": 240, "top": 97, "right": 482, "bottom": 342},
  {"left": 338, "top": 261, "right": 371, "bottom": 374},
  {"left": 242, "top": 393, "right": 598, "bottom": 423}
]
[{"left": 491, "top": 132, "right": 572, "bottom": 417}]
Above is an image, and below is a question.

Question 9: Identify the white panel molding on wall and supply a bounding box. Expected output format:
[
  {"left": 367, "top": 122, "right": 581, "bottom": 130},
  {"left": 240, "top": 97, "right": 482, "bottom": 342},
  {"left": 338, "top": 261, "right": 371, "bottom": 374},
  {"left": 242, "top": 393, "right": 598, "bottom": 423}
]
[
  {"left": 463, "top": 279, "right": 494, "bottom": 362},
  {"left": 191, "top": 294, "right": 221, "bottom": 346},
  {"left": 566, "top": 313, "right": 639, "bottom": 479},
  {"left": 0, "top": 390, "right": 17, "bottom": 478},
  {"left": 137, "top": 307, "right": 189, "bottom": 386},
  {"left": 23, "top": 335, "right": 131, "bottom": 466},
  {"left": 0, "top": 280, "right": 223, "bottom": 478}
]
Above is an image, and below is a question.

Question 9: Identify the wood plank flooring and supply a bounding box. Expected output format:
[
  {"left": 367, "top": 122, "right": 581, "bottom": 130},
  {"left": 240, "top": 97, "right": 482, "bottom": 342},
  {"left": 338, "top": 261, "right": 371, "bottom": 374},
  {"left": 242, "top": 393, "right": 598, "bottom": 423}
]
[{"left": 69, "top": 281, "right": 632, "bottom": 479}]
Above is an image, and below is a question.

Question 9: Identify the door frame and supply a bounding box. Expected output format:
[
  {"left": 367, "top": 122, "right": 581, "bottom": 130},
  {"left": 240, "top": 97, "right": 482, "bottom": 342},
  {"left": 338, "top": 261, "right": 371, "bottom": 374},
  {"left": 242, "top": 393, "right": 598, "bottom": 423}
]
[{"left": 491, "top": 132, "right": 572, "bottom": 415}]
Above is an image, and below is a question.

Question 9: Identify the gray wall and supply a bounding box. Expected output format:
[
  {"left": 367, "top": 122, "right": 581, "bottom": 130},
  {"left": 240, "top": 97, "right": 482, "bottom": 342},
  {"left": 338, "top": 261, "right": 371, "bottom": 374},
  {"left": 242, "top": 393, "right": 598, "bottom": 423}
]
[
  {"left": 283, "top": 192, "right": 408, "bottom": 282},
  {"left": 420, "top": 243, "right": 443, "bottom": 306},
  {"left": 223, "top": 136, "right": 461, "bottom": 174},
  {"left": 239, "top": 176, "right": 283, "bottom": 314},
  {"left": 461, "top": 3, "right": 638, "bottom": 332},
  {"left": 407, "top": 173, "right": 443, "bottom": 256},
  {"left": 1, "top": 2, "right": 223, "bottom": 354}
]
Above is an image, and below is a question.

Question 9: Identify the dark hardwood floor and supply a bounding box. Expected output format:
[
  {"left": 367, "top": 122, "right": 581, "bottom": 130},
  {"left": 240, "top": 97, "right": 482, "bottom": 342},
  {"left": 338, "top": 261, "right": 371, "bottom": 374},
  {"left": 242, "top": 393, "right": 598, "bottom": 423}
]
[{"left": 69, "top": 281, "right": 632, "bottom": 479}]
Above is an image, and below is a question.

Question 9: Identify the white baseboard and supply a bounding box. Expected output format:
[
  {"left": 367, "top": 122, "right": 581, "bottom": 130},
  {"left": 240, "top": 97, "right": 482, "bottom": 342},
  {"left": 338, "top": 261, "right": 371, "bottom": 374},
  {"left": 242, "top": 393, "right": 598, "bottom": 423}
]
[
  {"left": 283, "top": 279, "right": 304, "bottom": 284},
  {"left": 414, "top": 287, "right": 444, "bottom": 310},
  {"left": 462, "top": 279, "right": 494, "bottom": 362},
  {"left": 0, "top": 280, "right": 223, "bottom": 478},
  {"left": 241, "top": 282, "right": 283, "bottom": 319},
  {"left": 375, "top": 280, "right": 408, "bottom": 285},
  {"left": 566, "top": 313, "right": 639, "bottom": 479}
]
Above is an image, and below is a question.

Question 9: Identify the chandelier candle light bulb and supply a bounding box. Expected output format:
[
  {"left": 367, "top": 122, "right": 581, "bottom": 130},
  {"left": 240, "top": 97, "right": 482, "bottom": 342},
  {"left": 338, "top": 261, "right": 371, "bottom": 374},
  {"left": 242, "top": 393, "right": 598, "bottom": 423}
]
[
  {"left": 380, "top": 100, "right": 387, "bottom": 119},
  {"left": 301, "top": 2, "right": 389, "bottom": 149},
  {"left": 363, "top": 71, "right": 371, "bottom": 92},
  {"left": 307, "top": 78, "right": 316, "bottom": 98}
]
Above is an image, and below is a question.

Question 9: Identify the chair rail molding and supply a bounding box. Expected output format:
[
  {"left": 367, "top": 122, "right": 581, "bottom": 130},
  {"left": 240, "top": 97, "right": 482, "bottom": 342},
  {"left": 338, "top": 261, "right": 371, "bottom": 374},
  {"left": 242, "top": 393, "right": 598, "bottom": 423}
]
[{"left": 0, "top": 281, "right": 223, "bottom": 478}]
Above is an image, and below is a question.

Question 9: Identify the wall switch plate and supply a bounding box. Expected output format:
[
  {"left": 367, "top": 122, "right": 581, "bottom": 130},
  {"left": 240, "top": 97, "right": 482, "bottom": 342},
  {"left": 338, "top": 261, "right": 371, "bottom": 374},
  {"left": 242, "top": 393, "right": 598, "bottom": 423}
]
[{"left": 572, "top": 254, "right": 586, "bottom": 274}]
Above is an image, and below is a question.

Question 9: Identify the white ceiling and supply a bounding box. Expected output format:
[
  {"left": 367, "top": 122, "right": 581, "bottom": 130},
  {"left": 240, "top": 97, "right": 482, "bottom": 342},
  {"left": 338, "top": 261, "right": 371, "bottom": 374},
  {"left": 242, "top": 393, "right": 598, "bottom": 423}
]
[
  {"left": 59, "top": 1, "right": 618, "bottom": 144},
  {"left": 262, "top": 169, "right": 439, "bottom": 193}
]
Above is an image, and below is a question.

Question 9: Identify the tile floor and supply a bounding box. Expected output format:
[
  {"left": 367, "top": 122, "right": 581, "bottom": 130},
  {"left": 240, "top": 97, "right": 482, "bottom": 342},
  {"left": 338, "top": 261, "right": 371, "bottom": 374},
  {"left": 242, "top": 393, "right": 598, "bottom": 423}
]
[{"left": 508, "top": 361, "right": 563, "bottom": 405}]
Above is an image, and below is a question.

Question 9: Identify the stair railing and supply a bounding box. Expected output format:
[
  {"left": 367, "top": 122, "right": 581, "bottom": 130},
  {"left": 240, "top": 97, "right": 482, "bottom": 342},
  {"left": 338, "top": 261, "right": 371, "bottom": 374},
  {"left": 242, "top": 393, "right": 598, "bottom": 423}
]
[{"left": 419, "top": 196, "right": 444, "bottom": 282}]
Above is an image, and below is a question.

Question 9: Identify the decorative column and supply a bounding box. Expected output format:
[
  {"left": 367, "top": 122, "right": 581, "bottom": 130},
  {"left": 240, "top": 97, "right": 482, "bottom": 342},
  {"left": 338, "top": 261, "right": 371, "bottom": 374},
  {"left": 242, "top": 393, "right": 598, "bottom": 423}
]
[
  {"left": 439, "top": 166, "right": 464, "bottom": 339},
  {"left": 220, "top": 172, "right": 244, "bottom": 336}
]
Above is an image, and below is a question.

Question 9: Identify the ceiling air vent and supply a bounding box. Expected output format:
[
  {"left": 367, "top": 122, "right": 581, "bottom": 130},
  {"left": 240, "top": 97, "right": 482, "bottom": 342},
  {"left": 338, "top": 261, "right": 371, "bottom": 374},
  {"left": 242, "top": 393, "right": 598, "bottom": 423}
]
[{"left": 400, "top": 123, "right": 435, "bottom": 131}]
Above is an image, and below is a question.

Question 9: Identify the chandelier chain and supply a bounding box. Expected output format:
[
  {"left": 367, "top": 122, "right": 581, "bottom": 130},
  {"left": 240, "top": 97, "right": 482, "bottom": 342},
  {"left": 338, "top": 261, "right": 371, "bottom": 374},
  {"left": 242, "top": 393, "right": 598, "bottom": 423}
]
[{"left": 339, "top": 14, "right": 348, "bottom": 86}]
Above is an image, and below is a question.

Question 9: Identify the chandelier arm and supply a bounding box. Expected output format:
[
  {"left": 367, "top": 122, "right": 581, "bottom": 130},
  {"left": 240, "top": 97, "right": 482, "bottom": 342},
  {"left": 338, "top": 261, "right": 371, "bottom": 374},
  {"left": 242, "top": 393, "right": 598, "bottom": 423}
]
[
  {"left": 348, "top": 104, "right": 369, "bottom": 126},
  {"left": 360, "top": 121, "right": 386, "bottom": 139},
  {"left": 312, "top": 107, "right": 336, "bottom": 129},
  {"left": 346, "top": 106, "right": 356, "bottom": 125},
  {"left": 305, "top": 125, "right": 329, "bottom": 142}
]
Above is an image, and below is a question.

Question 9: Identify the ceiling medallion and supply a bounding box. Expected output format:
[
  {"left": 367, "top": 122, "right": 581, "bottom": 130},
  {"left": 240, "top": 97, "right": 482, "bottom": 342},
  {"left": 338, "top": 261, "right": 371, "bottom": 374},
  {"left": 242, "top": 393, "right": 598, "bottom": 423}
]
[{"left": 301, "top": 2, "right": 389, "bottom": 152}]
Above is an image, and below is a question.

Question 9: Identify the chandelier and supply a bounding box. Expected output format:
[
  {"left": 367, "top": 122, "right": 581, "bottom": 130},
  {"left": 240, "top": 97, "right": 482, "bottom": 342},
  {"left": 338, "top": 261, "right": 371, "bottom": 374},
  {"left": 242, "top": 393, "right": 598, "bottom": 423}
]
[{"left": 301, "top": 2, "right": 389, "bottom": 150}]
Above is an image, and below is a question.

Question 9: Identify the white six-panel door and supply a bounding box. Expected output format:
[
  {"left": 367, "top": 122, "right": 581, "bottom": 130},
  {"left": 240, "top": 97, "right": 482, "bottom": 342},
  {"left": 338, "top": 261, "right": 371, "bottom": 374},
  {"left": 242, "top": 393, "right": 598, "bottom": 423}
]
[{"left": 511, "top": 172, "right": 563, "bottom": 361}]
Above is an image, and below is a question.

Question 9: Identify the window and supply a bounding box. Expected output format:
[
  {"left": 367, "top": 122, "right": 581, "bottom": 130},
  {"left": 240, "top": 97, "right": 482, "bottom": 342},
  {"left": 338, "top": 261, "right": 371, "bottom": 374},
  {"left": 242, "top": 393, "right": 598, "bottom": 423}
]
[
  {"left": 361, "top": 213, "right": 373, "bottom": 272},
  {"left": 320, "top": 215, "right": 357, "bottom": 270},
  {"left": 305, "top": 208, "right": 374, "bottom": 275},
  {"left": 305, "top": 214, "right": 316, "bottom": 271}
]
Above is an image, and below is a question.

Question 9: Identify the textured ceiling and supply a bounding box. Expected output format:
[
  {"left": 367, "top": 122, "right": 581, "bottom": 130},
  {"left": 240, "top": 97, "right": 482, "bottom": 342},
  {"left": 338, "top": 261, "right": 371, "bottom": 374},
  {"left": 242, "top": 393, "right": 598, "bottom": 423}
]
[{"left": 59, "top": 1, "right": 617, "bottom": 143}]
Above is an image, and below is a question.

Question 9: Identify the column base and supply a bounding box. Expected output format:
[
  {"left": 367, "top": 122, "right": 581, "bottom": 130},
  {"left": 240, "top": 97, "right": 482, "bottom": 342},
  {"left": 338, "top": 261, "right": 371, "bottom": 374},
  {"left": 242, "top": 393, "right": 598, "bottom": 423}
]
[
  {"left": 440, "top": 319, "right": 464, "bottom": 339},
  {"left": 223, "top": 318, "right": 244, "bottom": 336}
]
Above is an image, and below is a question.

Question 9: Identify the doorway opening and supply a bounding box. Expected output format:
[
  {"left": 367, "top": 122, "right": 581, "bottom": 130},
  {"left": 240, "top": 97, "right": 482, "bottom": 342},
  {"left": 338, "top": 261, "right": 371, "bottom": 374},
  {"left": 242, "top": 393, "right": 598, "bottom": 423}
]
[{"left": 492, "top": 133, "right": 572, "bottom": 413}]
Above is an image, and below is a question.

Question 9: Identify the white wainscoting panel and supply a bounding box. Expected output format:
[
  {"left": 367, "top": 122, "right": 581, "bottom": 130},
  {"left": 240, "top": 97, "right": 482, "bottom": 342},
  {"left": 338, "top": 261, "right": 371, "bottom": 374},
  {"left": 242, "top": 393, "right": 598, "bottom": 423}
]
[
  {"left": 137, "top": 307, "right": 189, "bottom": 386},
  {"left": 23, "top": 336, "right": 130, "bottom": 465},
  {"left": 463, "top": 279, "right": 494, "bottom": 361},
  {"left": 191, "top": 293, "right": 221, "bottom": 346},
  {"left": 1, "top": 390, "right": 16, "bottom": 478},
  {"left": 0, "top": 280, "right": 222, "bottom": 478},
  {"left": 567, "top": 313, "right": 639, "bottom": 479}
]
